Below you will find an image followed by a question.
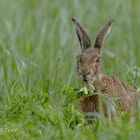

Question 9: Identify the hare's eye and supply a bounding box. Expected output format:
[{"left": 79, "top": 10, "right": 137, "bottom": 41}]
[
  {"left": 79, "top": 71, "right": 83, "bottom": 75},
  {"left": 87, "top": 72, "right": 90, "bottom": 75}
]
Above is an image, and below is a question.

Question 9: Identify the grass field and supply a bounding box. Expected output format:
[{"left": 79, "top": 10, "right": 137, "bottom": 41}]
[{"left": 0, "top": 0, "right": 140, "bottom": 139}]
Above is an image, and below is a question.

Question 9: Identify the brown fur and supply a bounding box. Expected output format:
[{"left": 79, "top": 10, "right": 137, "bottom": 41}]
[{"left": 72, "top": 18, "right": 137, "bottom": 119}]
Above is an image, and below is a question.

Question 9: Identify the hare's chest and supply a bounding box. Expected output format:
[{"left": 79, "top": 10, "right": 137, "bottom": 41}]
[
  {"left": 78, "top": 94, "right": 109, "bottom": 123},
  {"left": 79, "top": 95, "right": 99, "bottom": 113}
]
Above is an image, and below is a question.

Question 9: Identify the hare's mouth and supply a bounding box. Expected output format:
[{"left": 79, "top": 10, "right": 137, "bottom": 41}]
[
  {"left": 84, "top": 77, "right": 96, "bottom": 85},
  {"left": 83, "top": 78, "right": 92, "bottom": 84},
  {"left": 80, "top": 75, "right": 91, "bottom": 83},
  {"left": 83, "top": 77, "right": 88, "bottom": 82}
]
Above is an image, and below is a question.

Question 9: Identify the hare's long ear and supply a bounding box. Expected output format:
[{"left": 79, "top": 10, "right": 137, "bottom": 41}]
[
  {"left": 72, "top": 18, "right": 91, "bottom": 51},
  {"left": 94, "top": 20, "right": 113, "bottom": 50}
]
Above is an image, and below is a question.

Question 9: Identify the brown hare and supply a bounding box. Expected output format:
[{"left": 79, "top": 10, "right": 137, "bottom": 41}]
[{"left": 72, "top": 18, "right": 137, "bottom": 120}]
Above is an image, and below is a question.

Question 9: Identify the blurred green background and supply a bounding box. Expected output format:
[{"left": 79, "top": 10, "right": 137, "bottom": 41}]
[{"left": 0, "top": 0, "right": 140, "bottom": 139}]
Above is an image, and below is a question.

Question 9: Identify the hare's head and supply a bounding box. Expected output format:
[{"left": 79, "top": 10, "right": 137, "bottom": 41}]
[{"left": 72, "top": 18, "right": 113, "bottom": 84}]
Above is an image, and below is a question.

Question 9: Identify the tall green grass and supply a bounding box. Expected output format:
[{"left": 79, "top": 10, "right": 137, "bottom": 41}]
[{"left": 0, "top": 0, "right": 140, "bottom": 139}]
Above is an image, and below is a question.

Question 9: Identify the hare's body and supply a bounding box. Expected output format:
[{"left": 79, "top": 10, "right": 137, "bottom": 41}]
[
  {"left": 79, "top": 75, "right": 136, "bottom": 117},
  {"left": 72, "top": 18, "right": 137, "bottom": 118}
]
